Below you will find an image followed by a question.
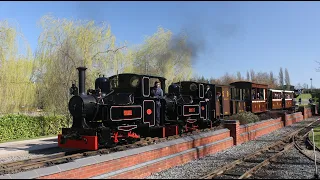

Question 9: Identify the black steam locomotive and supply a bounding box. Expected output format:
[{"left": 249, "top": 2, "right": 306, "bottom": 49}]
[
  {"left": 166, "top": 81, "right": 212, "bottom": 132},
  {"left": 59, "top": 67, "right": 170, "bottom": 150},
  {"left": 58, "top": 67, "right": 215, "bottom": 150}
]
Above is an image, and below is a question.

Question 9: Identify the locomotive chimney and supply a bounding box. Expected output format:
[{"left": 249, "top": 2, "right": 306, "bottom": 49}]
[{"left": 77, "top": 67, "right": 87, "bottom": 95}]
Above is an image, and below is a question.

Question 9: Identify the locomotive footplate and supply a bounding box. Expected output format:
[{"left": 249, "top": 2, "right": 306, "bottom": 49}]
[
  {"left": 58, "top": 127, "right": 110, "bottom": 151},
  {"left": 134, "top": 124, "right": 178, "bottom": 138}
]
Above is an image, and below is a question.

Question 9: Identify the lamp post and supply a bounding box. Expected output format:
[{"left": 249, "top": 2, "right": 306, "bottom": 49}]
[{"left": 310, "top": 78, "right": 313, "bottom": 93}]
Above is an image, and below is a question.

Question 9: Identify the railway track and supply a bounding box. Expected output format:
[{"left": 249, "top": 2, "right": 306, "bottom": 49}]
[
  {"left": 200, "top": 118, "right": 320, "bottom": 179},
  {"left": 0, "top": 127, "right": 213, "bottom": 176},
  {"left": 294, "top": 126, "right": 320, "bottom": 164}
]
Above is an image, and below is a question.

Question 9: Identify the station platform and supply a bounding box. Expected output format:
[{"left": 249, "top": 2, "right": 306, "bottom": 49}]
[{"left": 0, "top": 136, "right": 58, "bottom": 158}]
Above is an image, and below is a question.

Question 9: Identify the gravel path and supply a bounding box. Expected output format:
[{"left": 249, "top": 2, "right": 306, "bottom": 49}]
[
  {"left": 146, "top": 117, "right": 318, "bottom": 179},
  {"left": 0, "top": 147, "right": 69, "bottom": 164}
]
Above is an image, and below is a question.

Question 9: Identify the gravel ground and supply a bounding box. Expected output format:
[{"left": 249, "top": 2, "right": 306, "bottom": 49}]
[
  {"left": 251, "top": 147, "right": 317, "bottom": 179},
  {"left": 146, "top": 117, "right": 318, "bottom": 179}
]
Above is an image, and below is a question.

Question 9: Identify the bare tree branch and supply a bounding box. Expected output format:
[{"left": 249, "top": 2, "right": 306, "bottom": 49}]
[{"left": 91, "top": 46, "right": 127, "bottom": 60}]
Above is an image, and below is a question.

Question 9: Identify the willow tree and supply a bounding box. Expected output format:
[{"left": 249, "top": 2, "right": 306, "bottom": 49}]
[
  {"left": 34, "top": 15, "right": 127, "bottom": 114},
  {"left": 133, "top": 27, "right": 194, "bottom": 89},
  {"left": 0, "top": 20, "right": 35, "bottom": 113}
]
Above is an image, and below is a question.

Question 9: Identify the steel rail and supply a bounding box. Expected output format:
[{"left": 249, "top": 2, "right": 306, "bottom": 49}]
[{"left": 200, "top": 118, "right": 320, "bottom": 179}]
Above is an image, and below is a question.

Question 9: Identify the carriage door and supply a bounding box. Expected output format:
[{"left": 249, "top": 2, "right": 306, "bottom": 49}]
[
  {"left": 222, "top": 87, "right": 230, "bottom": 116},
  {"left": 199, "top": 84, "right": 207, "bottom": 120},
  {"left": 142, "top": 77, "right": 150, "bottom": 97}
]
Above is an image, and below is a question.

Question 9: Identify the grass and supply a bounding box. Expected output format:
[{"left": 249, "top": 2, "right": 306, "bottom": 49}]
[
  {"left": 295, "top": 93, "right": 312, "bottom": 100},
  {"left": 0, "top": 134, "right": 56, "bottom": 144},
  {"left": 309, "top": 125, "right": 320, "bottom": 148}
]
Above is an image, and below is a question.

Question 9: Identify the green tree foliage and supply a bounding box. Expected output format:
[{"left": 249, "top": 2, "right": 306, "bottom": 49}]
[
  {"left": 132, "top": 27, "right": 194, "bottom": 89},
  {"left": 34, "top": 15, "right": 127, "bottom": 114},
  {"left": 0, "top": 20, "right": 36, "bottom": 113}
]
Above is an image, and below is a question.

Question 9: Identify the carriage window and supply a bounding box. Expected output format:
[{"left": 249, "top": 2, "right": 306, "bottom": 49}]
[
  {"left": 284, "top": 92, "right": 293, "bottom": 99},
  {"left": 252, "top": 88, "right": 256, "bottom": 100},
  {"left": 252, "top": 88, "right": 265, "bottom": 100},
  {"left": 242, "top": 89, "right": 247, "bottom": 100},
  {"left": 272, "top": 92, "right": 282, "bottom": 99},
  {"left": 258, "top": 89, "right": 264, "bottom": 100},
  {"left": 231, "top": 88, "right": 238, "bottom": 100}
]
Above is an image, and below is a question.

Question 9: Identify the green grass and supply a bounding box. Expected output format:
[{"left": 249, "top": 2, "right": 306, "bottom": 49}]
[
  {"left": 309, "top": 126, "right": 320, "bottom": 148},
  {"left": 296, "top": 93, "right": 312, "bottom": 100},
  {"left": 0, "top": 135, "right": 56, "bottom": 144}
]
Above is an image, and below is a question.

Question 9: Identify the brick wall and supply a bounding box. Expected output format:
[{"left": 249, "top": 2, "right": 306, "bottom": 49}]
[
  {"left": 303, "top": 107, "right": 312, "bottom": 119},
  {"left": 1, "top": 112, "right": 312, "bottom": 179},
  {"left": 284, "top": 112, "right": 303, "bottom": 126},
  {"left": 0, "top": 129, "right": 233, "bottom": 179},
  {"left": 224, "top": 118, "right": 283, "bottom": 145},
  {"left": 224, "top": 112, "right": 306, "bottom": 145}
]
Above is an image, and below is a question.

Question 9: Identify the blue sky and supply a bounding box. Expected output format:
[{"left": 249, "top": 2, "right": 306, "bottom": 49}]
[{"left": 0, "top": 1, "right": 319, "bottom": 88}]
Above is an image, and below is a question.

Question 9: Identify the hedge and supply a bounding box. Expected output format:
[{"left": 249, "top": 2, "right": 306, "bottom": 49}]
[
  {"left": 225, "top": 112, "right": 260, "bottom": 125},
  {"left": 0, "top": 114, "right": 70, "bottom": 143}
]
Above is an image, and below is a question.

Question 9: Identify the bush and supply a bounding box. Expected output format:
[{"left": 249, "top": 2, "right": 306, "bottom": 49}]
[
  {"left": 225, "top": 112, "right": 260, "bottom": 125},
  {"left": 258, "top": 113, "right": 272, "bottom": 120},
  {"left": 0, "top": 114, "right": 70, "bottom": 143},
  {"left": 259, "top": 111, "right": 284, "bottom": 120}
]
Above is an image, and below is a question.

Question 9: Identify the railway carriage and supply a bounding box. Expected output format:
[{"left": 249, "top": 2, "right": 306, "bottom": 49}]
[
  {"left": 268, "top": 89, "right": 283, "bottom": 110},
  {"left": 283, "top": 90, "right": 294, "bottom": 109},
  {"left": 230, "top": 81, "right": 268, "bottom": 113},
  {"left": 268, "top": 89, "right": 295, "bottom": 110}
]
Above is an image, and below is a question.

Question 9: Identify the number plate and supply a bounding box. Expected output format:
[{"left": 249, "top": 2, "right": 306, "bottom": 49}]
[{"left": 124, "top": 110, "right": 132, "bottom": 116}]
